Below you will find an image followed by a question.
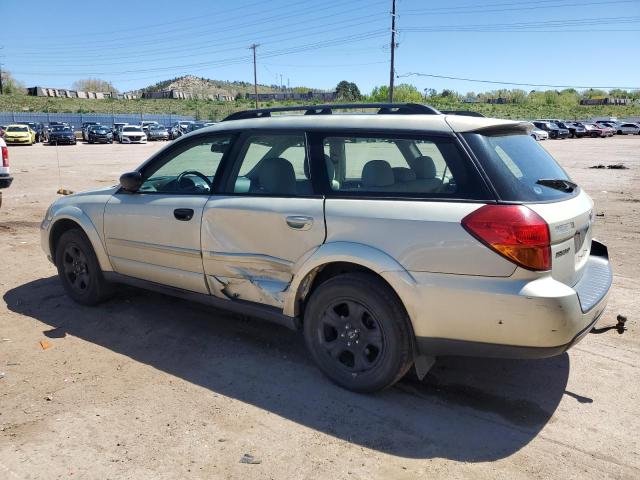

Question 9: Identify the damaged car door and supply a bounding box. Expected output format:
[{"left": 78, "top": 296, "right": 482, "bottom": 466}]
[{"left": 201, "top": 132, "right": 325, "bottom": 308}]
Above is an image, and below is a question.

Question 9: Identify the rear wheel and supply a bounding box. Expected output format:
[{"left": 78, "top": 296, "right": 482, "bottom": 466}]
[
  {"left": 55, "top": 229, "right": 114, "bottom": 305},
  {"left": 303, "top": 272, "right": 413, "bottom": 392}
]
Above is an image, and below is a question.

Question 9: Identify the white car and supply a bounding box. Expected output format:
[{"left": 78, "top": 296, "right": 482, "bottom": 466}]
[
  {"left": 0, "top": 137, "right": 13, "bottom": 208},
  {"left": 118, "top": 126, "right": 147, "bottom": 144},
  {"left": 530, "top": 127, "right": 549, "bottom": 141},
  {"left": 615, "top": 122, "right": 640, "bottom": 135}
]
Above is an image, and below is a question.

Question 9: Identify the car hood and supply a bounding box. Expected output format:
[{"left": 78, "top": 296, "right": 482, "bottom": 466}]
[
  {"left": 50, "top": 131, "right": 75, "bottom": 136},
  {"left": 122, "top": 131, "right": 144, "bottom": 135}
]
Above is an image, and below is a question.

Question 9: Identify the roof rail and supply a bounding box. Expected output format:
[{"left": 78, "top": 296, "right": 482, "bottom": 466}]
[
  {"left": 440, "top": 110, "right": 486, "bottom": 118},
  {"left": 222, "top": 103, "right": 441, "bottom": 121}
]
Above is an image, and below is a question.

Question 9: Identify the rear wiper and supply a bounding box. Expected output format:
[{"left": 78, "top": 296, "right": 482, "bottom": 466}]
[{"left": 536, "top": 178, "right": 578, "bottom": 193}]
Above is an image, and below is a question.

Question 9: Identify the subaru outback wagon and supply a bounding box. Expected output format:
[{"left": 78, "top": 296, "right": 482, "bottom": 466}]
[{"left": 41, "top": 103, "right": 612, "bottom": 392}]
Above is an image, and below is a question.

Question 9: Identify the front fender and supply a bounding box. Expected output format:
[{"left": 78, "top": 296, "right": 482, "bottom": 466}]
[
  {"left": 43, "top": 205, "right": 113, "bottom": 272},
  {"left": 284, "top": 241, "right": 417, "bottom": 320}
]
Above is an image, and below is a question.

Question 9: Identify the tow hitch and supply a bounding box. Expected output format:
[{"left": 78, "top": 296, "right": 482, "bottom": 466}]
[{"left": 591, "top": 315, "right": 628, "bottom": 335}]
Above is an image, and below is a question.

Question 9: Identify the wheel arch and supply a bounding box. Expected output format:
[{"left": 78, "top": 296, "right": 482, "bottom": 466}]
[
  {"left": 48, "top": 208, "right": 112, "bottom": 272},
  {"left": 285, "top": 242, "right": 418, "bottom": 324}
]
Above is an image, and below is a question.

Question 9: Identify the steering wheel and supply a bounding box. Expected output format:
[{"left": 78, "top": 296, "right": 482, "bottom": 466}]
[{"left": 175, "top": 170, "right": 212, "bottom": 191}]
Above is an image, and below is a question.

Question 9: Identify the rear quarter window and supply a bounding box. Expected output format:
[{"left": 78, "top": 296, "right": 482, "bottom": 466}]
[{"left": 464, "top": 132, "right": 577, "bottom": 202}]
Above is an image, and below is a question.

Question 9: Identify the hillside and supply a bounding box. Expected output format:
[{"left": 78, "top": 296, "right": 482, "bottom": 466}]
[
  {"left": 138, "top": 75, "right": 279, "bottom": 97},
  {"left": 0, "top": 94, "right": 639, "bottom": 122}
]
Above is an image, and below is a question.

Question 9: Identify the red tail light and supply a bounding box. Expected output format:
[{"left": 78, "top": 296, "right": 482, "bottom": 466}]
[
  {"left": 1, "top": 146, "right": 8, "bottom": 168},
  {"left": 462, "top": 205, "right": 551, "bottom": 271}
]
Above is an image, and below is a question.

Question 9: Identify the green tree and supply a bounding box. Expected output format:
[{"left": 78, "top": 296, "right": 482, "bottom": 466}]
[
  {"left": 368, "top": 84, "right": 423, "bottom": 103},
  {"left": 335, "top": 80, "right": 361, "bottom": 101},
  {"left": 72, "top": 78, "right": 119, "bottom": 93},
  {"left": 0, "top": 70, "right": 26, "bottom": 95}
]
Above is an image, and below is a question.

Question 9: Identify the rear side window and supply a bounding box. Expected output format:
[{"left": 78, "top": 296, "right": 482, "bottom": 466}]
[
  {"left": 320, "top": 134, "right": 489, "bottom": 199},
  {"left": 464, "top": 132, "right": 576, "bottom": 202}
]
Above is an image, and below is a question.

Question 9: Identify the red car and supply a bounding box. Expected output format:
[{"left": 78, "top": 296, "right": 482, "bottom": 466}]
[
  {"left": 594, "top": 122, "right": 616, "bottom": 137},
  {"left": 581, "top": 123, "right": 608, "bottom": 138}
]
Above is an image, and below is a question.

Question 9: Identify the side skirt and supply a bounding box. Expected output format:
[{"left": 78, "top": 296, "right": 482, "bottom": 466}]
[{"left": 103, "top": 272, "right": 301, "bottom": 331}]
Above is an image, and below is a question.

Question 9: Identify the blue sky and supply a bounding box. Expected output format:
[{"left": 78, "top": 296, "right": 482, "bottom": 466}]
[{"left": 2, "top": 0, "right": 639, "bottom": 94}]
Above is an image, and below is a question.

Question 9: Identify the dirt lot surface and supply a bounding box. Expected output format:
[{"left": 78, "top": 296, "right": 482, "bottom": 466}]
[{"left": 1, "top": 137, "right": 639, "bottom": 479}]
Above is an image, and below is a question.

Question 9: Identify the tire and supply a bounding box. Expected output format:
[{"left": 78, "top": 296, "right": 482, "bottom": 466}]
[
  {"left": 54, "top": 229, "right": 114, "bottom": 306},
  {"left": 303, "top": 272, "right": 414, "bottom": 392}
]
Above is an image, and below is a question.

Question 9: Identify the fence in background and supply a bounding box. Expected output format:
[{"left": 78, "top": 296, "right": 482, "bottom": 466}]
[{"left": 0, "top": 112, "right": 195, "bottom": 128}]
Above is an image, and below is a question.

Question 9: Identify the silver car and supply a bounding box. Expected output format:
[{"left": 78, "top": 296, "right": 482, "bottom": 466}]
[{"left": 40, "top": 104, "right": 612, "bottom": 392}]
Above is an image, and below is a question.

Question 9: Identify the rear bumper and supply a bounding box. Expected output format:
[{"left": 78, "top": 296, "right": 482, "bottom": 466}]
[
  {"left": 407, "top": 240, "right": 612, "bottom": 359},
  {"left": 0, "top": 174, "right": 13, "bottom": 189}
]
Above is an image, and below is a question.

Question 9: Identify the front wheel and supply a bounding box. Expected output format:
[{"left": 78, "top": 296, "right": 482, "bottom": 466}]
[
  {"left": 303, "top": 272, "right": 414, "bottom": 392},
  {"left": 55, "top": 229, "right": 114, "bottom": 305}
]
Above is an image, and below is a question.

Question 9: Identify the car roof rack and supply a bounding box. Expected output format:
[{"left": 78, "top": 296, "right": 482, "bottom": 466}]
[
  {"left": 222, "top": 103, "right": 441, "bottom": 121},
  {"left": 440, "top": 110, "right": 485, "bottom": 118}
]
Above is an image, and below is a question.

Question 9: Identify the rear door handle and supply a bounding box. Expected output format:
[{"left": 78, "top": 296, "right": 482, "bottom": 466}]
[
  {"left": 174, "top": 208, "right": 194, "bottom": 221},
  {"left": 286, "top": 215, "right": 313, "bottom": 230}
]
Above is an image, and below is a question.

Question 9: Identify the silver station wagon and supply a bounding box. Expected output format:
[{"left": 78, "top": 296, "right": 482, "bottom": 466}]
[{"left": 41, "top": 103, "right": 612, "bottom": 392}]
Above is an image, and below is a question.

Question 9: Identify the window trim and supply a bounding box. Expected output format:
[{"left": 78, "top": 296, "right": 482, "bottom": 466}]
[
  {"left": 117, "top": 131, "right": 238, "bottom": 196},
  {"left": 218, "top": 129, "right": 322, "bottom": 198},
  {"left": 307, "top": 130, "right": 494, "bottom": 201}
]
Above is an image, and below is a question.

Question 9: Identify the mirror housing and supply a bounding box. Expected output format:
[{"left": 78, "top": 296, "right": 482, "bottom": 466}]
[{"left": 119, "top": 171, "right": 143, "bottom": 192}]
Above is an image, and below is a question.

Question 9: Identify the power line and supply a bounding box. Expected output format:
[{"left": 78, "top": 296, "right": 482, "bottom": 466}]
[
  {"left": 402, "top": 0, "right": 639, "bottom": 15},
  {"left": 396, "top": 72, "right": 640, "bottom": 90}
]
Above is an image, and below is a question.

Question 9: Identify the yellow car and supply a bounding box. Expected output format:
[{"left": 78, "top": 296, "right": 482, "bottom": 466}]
[{"left": 4, "top": 124, "right": 35, "bottom": 145}]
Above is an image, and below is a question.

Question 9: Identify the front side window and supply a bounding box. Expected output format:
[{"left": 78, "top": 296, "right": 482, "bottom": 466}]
[
  {"left": 139, "top": 135, "right": 233, "bottom": 194},
  {"left": 229, "top": 133, "right": 310, "bottom": 195},
  {"left": 320, "top": 135, "right": 483, "bottom": 198}
]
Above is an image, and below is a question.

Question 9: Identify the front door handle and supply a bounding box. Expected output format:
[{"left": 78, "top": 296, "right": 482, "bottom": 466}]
[
  {"left": 286, "top": 215, "right": 313, "bottom": 230},
  {"left": 174, "top": 208, "right": 194, "bottom": 221}
]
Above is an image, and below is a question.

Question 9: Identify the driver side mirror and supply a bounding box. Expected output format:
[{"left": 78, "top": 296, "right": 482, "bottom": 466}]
[{"left": 119, "top": 171, "right": 143, "bottom": 192}]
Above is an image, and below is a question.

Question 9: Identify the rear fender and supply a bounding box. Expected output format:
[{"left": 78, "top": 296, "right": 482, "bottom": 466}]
[{"left": 285, "top": 241, "right": 418, "bottom": 321}]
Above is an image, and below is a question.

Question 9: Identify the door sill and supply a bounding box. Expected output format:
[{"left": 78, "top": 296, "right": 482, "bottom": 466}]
[{"left": 103, "top": 272, "right": 300, "bottom": 331}]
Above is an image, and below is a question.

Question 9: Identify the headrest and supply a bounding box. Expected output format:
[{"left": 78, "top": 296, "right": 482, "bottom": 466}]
[
  {"left": 259, "top": 157, "right": 296, "bottom": 195},
  {"left": 362, "top": 160, "right": 394, "bottom": 188},
  {"left": 303, "top": 154, "right": 335, "bottom": 180},
  {"left": 412, "top": 155, "right": 437, "bottom": 179},
  {"left": 392, "top": 167, "right": 417, "bottom": 182}
]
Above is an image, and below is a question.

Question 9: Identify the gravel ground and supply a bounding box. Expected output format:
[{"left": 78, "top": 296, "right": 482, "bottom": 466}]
[{"left": 0, "top": 136, "right": 638, "bottom": 480}]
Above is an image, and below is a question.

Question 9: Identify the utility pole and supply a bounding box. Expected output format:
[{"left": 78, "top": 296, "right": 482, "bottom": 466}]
[
  {"left": 280, "top": 74, "right": 283, "bottom": 91},
  {"left": 0, "top": 62, "right": 4, "bottom": 95},
  {"left": 249, "top": 43, "right": 260, "bottom": 109},
  {"left": 388, "top": 0, "right": 396, "bottom": 103}
]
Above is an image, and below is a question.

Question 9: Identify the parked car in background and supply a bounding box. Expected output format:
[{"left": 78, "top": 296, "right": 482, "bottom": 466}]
[
  {"left": 580, "top": 123, "right": 607, "bottom": 138},
  {"left": 147, "top": 124, "right": 169, "bottom": 141},
  {"left": 17, "top": 122, "right": 47, "bottom": 143},
  {"left": 112, "top": 123, "right": 128, "bottom": 138},
  {"left": 530, "top": 125, "right": 549, "bottom": 140},
  {"left": 532, "top": 121, "right": 569, "bottom": 139},
  {"left": 557, "top": 121, "right": 585, "bottom": 138},
  {"left": 40, "top": 103, "right": 613, "bottom": 393},
  {"left": 4, "top": 124, "right": 35, "bottom": 145},
  {"left": 0, "top": 136, "right": 12, "bottom": 207},
  {"left": 188, "top": 121, "right": 210, "bottom": 132},
  {"left": 87, "top": 125, "right": 114, "bottom": 144},
  {"left": 594, "top": 122, "right": 617, "bottom": 136},
  {"left": 169, "top": 120, "right": 194, "bottom": 139},
  {"left": 118, "top": 125, "right": 147, "bottom": 143},
  {"left": 615, "top": 122, "right": 640, "bottom": 135},
  {"left": 82, "top": 122, "right": 101, "bottom": 141},
  {"left": 48, "top": 125, "right": 77, "bottom": 145}
]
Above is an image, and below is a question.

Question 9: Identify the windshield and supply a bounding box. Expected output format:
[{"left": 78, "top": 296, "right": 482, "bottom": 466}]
[
  {"left": 150, "top": 125, "right": 165, "bottom": 130},
  {"left": 51, "top": 126, "right": 72, "bottom": 132},
  {"left": 123, "top": 126, "right": 142, "bottom": 132},
  {"left": 7, "top": 126, "right": 29, "bottom": 132},
  {"left": 463, "top": 132, "right": 576, "bottom": 202}
]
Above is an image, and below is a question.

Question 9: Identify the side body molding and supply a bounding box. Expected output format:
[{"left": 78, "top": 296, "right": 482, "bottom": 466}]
[
  {"left": 284, "top": 241, "right": 418, "bottom": 319},
  {"left": 47, "top": 205, "right": 113, "bottom": 272}
]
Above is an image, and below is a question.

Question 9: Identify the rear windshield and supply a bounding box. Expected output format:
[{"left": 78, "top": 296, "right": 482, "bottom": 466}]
[{"left": 463, "top": 132, "right": 577, "bottom": 202}]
